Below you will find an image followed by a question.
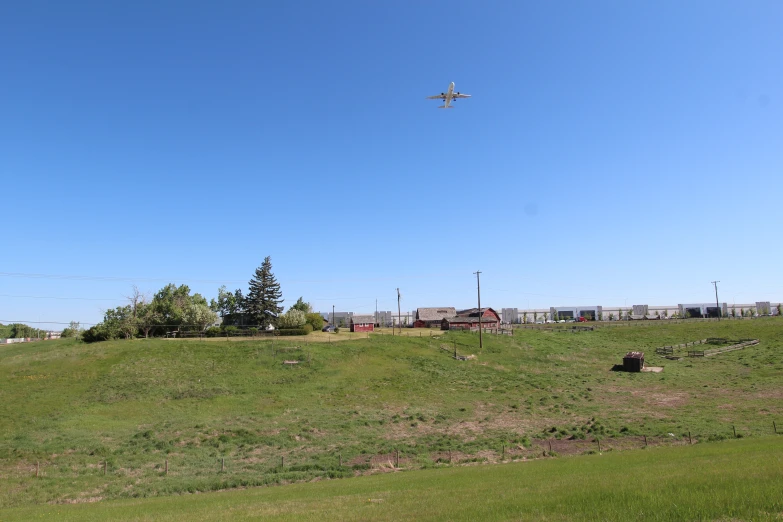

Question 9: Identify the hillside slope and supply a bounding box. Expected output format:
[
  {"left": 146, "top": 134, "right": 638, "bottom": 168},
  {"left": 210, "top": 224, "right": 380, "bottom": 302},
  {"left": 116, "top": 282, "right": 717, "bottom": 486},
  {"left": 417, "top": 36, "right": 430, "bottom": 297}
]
[{"left": 1, "top": 319, "right": 781, "bottom": 506}]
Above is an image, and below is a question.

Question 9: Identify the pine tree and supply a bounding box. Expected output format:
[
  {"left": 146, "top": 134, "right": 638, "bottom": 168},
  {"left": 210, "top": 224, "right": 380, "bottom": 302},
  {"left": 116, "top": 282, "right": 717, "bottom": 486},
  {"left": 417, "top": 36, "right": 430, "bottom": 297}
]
[{"left": 245, "top": 257, "right": 283, "bottom": 327}]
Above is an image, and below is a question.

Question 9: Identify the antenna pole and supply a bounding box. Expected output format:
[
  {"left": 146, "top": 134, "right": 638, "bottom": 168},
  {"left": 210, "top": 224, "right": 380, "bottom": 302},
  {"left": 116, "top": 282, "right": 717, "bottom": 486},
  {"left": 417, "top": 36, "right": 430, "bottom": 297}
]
[
  {"left": 711, "top": 281, "right": 721, "bottom": 320},
  {"left": 474, "top": 271, "right": 483, "bottom": 351},
  {"left": 397, "top": 288, "right": 402, "bottom": 334}
]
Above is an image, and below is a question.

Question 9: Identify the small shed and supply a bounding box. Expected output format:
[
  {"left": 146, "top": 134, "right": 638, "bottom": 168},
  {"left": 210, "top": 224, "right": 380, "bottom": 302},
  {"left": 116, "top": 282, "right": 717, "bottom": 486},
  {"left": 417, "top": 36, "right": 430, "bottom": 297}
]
[
  {"left": 350, "top": 315, "right": 375, "bottom": 333},
  {"left": 623, "top": 351, "right": 645, "bottom": 372}
]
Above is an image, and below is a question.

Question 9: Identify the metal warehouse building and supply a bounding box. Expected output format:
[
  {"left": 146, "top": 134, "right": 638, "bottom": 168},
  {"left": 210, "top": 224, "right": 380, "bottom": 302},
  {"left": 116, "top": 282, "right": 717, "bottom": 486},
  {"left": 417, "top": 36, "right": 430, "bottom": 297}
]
[
  {"left": 550, "top": 306, "right": 603, "bottom": 321},
  {"left": 678, "top": 303, "right": 728, "bottom": 318}
]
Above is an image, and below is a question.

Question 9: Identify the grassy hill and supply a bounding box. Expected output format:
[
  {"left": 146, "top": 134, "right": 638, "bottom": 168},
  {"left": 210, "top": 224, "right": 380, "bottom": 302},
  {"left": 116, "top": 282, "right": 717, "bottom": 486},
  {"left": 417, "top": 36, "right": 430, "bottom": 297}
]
[{"left": 1, "top": 319, "right": 781, "bottom": 508}]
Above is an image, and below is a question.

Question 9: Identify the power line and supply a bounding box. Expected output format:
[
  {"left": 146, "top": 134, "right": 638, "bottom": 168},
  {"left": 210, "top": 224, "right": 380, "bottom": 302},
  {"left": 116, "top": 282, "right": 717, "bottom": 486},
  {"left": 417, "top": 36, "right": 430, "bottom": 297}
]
[
  {"left": 0, "top": 319, "right": 99, "bottom": 326},
  {"left": 0, "top": 271, "right": 467, "bottom": 285},
  {"left": 0, "top": 294, "right": 119, "bottom": 301}
]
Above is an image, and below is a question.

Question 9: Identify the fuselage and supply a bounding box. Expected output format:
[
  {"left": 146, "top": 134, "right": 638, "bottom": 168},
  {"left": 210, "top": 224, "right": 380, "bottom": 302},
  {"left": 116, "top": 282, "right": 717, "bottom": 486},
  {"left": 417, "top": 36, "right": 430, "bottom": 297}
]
[{"left": 444, "top": 82, "right": 455, "bottom": 107}]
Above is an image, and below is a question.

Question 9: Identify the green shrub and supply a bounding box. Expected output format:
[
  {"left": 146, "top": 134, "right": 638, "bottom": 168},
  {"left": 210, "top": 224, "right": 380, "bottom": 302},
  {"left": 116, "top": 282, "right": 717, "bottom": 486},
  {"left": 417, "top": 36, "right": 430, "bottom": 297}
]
[
  {"left": 204, "top": 327, "right": 221, "bottom": 338},
  {"left": 82, "top": 325, "right": 111, "bottom": 343},
  {"left": 334, "top": 327, "right": 340, "bottom": 334},
  {"left": 278, "top": 328, "right": 308, "bottom": 336},
  {"left": 302, "top": 324, "right": 313, "bottom": 334},
  {"left": 305, "top": 313, "right": 324, "bottom": 332},
  {"left": 223, "top": 326, "right": 238, "bottom": 336}
]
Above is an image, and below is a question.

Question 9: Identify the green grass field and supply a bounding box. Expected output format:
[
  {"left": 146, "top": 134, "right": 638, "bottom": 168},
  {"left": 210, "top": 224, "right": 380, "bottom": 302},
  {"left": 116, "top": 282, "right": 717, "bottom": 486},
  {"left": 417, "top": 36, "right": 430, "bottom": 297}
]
[
  {"left": 1, "top": 318, "right": 781, "bottom": 512},
  {"left": 3, "top": 437, "right": 781, "bottom": 521}
]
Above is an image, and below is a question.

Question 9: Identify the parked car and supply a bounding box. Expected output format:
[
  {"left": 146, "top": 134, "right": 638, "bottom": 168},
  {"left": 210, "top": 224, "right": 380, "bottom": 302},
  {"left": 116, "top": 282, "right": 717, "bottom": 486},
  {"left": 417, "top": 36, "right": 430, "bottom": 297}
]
[
  {"left": 577, "top": 317, "right": 588, "bottom": 322},
  {"left": 322, "top": 324, "right": 335, "bottom": 332}
]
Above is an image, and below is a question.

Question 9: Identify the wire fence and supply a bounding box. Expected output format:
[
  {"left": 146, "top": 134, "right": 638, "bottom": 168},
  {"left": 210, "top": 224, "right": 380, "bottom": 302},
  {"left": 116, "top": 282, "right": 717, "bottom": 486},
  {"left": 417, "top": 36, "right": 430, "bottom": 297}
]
[{"left": 20, "top": 421, "right": 782, "bottom": 482}]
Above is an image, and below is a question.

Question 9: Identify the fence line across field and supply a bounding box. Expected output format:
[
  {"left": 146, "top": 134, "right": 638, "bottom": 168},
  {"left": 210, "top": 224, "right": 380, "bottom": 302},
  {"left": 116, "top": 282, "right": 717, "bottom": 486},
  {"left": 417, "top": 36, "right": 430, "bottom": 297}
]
[{"left": 27, "top": 421, "right": 780, "bottom": 479}]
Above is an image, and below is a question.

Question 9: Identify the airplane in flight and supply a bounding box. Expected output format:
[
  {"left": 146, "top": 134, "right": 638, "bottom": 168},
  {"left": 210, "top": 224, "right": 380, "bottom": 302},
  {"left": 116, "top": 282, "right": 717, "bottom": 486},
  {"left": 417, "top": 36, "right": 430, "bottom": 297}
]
[{"left": 426, "top": 82, "right": 471, "bottom": 108}]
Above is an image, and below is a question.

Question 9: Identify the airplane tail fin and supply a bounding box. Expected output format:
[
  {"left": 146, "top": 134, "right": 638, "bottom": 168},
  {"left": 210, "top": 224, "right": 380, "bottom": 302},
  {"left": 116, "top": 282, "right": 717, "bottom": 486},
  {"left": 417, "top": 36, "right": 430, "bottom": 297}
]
[{"left": 438, "top": 105, "right": 455, "bottom": 109}]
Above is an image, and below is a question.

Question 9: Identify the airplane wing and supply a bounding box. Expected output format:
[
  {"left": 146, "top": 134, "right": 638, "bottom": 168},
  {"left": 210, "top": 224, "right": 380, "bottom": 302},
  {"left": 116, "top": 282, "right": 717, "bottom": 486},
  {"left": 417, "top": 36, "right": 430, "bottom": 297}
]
[
  {"left": 452, "top": 93, "right": 471, "bottom": 99},
  {"left": 426, "top": 95, "right": 446, "bottom": 100}
]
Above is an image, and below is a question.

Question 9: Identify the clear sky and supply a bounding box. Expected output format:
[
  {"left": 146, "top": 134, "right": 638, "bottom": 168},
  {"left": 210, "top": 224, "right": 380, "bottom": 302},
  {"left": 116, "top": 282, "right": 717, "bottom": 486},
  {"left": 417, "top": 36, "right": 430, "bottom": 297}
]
[{"left": 1, "top": 1, "right": 781, "bottom": 328}]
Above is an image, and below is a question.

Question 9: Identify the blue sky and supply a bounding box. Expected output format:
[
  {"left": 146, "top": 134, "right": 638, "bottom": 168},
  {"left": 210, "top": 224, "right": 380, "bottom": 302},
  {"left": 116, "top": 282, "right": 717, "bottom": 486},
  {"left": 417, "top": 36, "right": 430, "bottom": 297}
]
[{"left": 1, "top": 1, "right": 781, "bottom": 328}]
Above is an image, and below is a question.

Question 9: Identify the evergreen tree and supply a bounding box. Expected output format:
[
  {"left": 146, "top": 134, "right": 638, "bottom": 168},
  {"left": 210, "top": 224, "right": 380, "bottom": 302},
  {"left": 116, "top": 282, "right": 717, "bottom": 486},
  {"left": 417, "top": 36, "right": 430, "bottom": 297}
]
[{"left": 245, "top": 257, "right": 284, "bottom": 327}]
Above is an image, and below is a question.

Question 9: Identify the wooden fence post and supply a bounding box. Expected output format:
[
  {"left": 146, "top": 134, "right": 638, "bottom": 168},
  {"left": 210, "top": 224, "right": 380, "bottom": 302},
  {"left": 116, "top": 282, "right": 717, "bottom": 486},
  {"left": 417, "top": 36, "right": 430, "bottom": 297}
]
[
  {"left": 104, "top": 460, "right": 107, "bottom": 475},
  {"left": 644, "top": 435, "right": 647, "bottom": 447},
  {"left": 688, "top": 431, "right": 692, "bottom": 445},
  {"left": 733, "top": 425, "right": 736, "bottom": 438},
  {"left": 221, "top": 457, "right": 225, "bottom": 472},
  {"left": 395, "top": 449, "right": 399, "bottom": 468},
  {"left": 339, "top": 453, "right": 342, "bottom": 467},
  {"left": 281, "top": 456, "right": 284, "bottom": 468},
  {"left": 502, "top": 444, "right": 505, "bottom": 460},
  {"left": 548, "top": 440, "right": 552, "bottom": 452},
  {"left": 597, "top": 439, "right": 601, "bottom": 452},
  {"left": 449, "top": 449, "right": 452, "bottom": 463},
  {"left": 36, "top": 461, "right": 39, "bottom": 477},
  {"left": 774, "top": 421, "right": 777, "bottom": 434},
  {"left": 165, "top": 459, "right": 168, "bottom": 475}
]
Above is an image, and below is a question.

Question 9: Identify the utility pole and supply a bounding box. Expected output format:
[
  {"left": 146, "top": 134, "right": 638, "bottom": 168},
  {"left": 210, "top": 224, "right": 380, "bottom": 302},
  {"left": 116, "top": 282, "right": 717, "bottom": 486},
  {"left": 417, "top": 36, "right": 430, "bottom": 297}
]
[
  {"left": 474, "top": 271, "right": 483, "bottom": 351},
  {"left": 332, "top": 305, "right": 335, "bottom": 327},
  {"left": 397, "top": 288, "right": 402, "bottom": 334},
  {"left": 375, "top": 299, "right": 378, "bottom": 328},
  {"left": 711, "top": 281, "right": 721, "bottom": 320}
]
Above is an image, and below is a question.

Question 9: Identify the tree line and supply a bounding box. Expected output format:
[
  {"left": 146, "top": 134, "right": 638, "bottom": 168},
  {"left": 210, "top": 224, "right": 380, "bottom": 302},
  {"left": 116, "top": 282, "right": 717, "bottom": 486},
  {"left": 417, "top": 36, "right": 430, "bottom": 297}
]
[
  {"left": 81, "top": 256, "right": 323, "bottom": 343},
  {"left": 0, "top": 323, "right": 49, "bottom": 339}
]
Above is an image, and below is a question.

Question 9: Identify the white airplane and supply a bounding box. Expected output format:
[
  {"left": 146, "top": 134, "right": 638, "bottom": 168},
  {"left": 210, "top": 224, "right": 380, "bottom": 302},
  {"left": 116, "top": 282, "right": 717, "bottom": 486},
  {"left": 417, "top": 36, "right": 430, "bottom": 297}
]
[{"left": 427, "top": 82, "right": 471, "bottom": 109}]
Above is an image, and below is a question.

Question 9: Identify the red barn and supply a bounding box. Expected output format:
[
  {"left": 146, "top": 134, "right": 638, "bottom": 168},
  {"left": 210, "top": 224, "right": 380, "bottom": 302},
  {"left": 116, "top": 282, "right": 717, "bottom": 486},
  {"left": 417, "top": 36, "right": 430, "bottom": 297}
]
[
  {"left": 456, "top": 307, "right": 501, "bottom": 322},
  {"left": 350, "top": 315, "right": 375, "bottom": 333},
  {"left": 442, "top": 307, "right": 501, "bottom": 331},
  {"left": 441, "top": 315, "right": 500, "bottom": 331}
]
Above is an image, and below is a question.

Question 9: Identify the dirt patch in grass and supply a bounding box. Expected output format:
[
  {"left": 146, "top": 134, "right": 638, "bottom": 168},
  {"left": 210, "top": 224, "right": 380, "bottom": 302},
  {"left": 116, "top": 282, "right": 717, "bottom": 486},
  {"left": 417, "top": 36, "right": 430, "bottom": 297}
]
[
  {"left": 754, "top": 390, "right": 783, "bottom": 400},
  {"left": 379, "top": 407, "right": 551, "bottom": 442},
  {"left": 532, "top": 435, "right": 678, "bottom": 456},
  {"left": 632, "top": 390, "right": 690, "bottom": 408},
  {"left": 57, "top": 496, "right": 105, "bottom": 504}
]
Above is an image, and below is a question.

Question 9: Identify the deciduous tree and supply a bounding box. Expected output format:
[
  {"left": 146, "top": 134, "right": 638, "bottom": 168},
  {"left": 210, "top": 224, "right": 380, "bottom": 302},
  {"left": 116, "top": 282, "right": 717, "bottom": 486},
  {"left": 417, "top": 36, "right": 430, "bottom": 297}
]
[
  {"left": 185, "top": 302, "right": 218, "bottom": 332},
  {"left": 152, "top": 284, "right": 193, "bottom": 332},
  {"left": 290, "top": 297, "right": 312, "bottom": 313},
  {"left": 278, "top": 309, "right": 306, "bottom": 328},
  {"left": 137, "top": 302, "right": 160, "bottom": 338}
]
